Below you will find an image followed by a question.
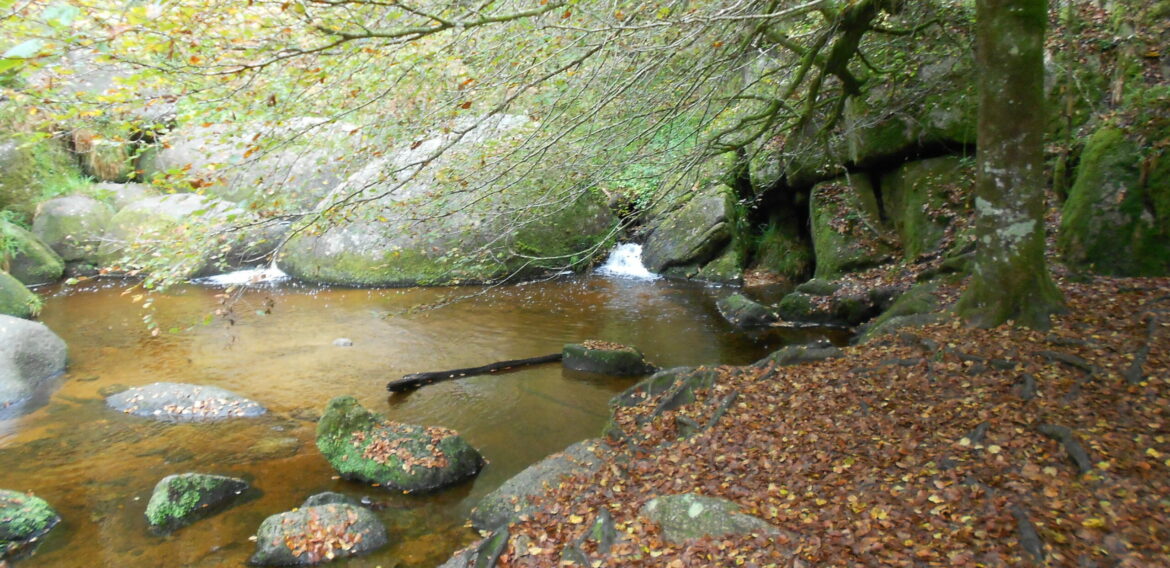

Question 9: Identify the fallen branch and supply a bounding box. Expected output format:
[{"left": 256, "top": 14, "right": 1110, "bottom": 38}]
[
  {"left": 387, "top": 353, "right": 563, "bottom": 392},
  {"left": 1123, "top": 316, "right": 1158, "bottom": 385},
  {"left": 1036, "top": 423, "right": 1093, "bottom": 474},
  {"left": 1010, "top": 503, "right": 1047, "bottom": 564}
]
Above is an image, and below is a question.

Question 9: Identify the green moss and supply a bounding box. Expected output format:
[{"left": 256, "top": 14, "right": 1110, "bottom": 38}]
[
  {"left": 144, "top": 474, "right": 248, "bottom": 531},
  {"left": 794, "top": 278, "right": 839, "bottom": 296},
  {"left": 0, "top": 490, "right": 60, "bottom": 558},
  {"left": 563, "top": 343, "right": 654, "bottom": 376},
  {"left": 0, "top": 271, "right": 39, "bottom": 318},
  {"left": 810, "top": 177, "right": 893, "bottom": 278},
  {"left": 0, "top": 130, "right": 90, "bottom": 223},
  {"left": 0, "top": 220, "right": 64, "bottom": 285},
  {"left": 776, "top": 291, "right": 814, "bottom": 321}
]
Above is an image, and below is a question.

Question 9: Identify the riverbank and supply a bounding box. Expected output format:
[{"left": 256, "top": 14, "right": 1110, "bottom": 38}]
[{"left": 489, "top": 275, "right": 1170, "bottom": 566}]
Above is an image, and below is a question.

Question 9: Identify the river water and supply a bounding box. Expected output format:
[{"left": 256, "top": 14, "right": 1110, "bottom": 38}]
[{"left": 1, "top": 256, "right": 831, "bottom": 567}]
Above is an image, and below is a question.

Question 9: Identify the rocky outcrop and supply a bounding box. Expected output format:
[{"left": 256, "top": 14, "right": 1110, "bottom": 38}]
[
  {"left": 250, "top": 496, "right": 388, "bottom": 566},
  {"left": 642, "top": 184, "right": 735, "bottom": 275},
  {"left": 144, "top": 473, "right": 250, "bottom": 532},
  {"left": 809, "top": 176, "right": 895, "bottom": 279},
  {"left": 471, "top": 439, "right": 605, "bottom": 531},
  {"left": 31, "top": 195, "right": 114, "bottom": 263},
  {"left": 716, "top": 293, "right": 778, "bottom": 328},
  {"left": 0, "top": 271, "right": 40, "bottom": 319},
  {"left": 879, "top": 156, "right": 974, "bottom": 261},
  {"left": 0, "top": 220, "right": 64, "bottom": 285},
  {"left": 279, "top": 115, "right": 615, "bottom": 286},
  {"left": 562, "top": 342, "right": 654, "bottom": 376},
  {"left": 0, "top": 489, "right": 60, "bottom": 560},
  {"left": 105, "top": 382, "right": 266, "bottom": 422},
  {"left": 640, "top": 493, "right": 781, "bottom": 544},
  {"left": 316, "top": 396, "right": 483, "bottom": 492},
  {"left": 0, "top": 315, "right": 67, "bottom": 411}
]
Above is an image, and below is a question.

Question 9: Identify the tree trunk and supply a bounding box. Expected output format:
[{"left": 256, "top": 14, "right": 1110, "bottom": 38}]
[{"left": 955, "top": 0, "right": 1064, "bottom": 329}]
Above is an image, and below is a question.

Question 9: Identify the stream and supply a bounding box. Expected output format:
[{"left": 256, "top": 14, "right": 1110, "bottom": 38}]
[{"left": 0, "top": 248, "right": 838, "bottom": 567}]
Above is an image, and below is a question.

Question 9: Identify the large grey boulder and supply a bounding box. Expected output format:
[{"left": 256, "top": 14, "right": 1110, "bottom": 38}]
[
  {"left": 640, "top": 493, "right": 781, "bottom": 544},
  {"left": 279, "top": 115, "right": 615, "bottom": 286},
  {"left": 105, "top": 382, "right": 266, "bottom": 422},
  {"left": 471, "top": 439, "right": 605, "bottom": 531},
  {"left": 32, "top": 195, "right": 114, "bottom": 263},
  {"left": 0, "top": 272, "right": 39, "bottom": 319},
  {"left": 250, "top": 497, "right": 389, "bottom": 566},
  {"left": 316, "top": 396, "right": 483, "bottom": 492},
  {"left": 91, "top": 182, "right": 158, "bottom": 210},
  {"left": 0, "top": 220, "right": 64, "bottom": 285},
  {"left": 642, "top": 184, "right": 735, "bottom": 274},
  {"left": 0, "top": 489, "right": 61, "bottom": 560},
  {"left": 144, "top": 473, "right": 250, "bottom": 532},
  {"left": 97, "top": 193, "right": 246, "bottom": 277},
  {"left": 0, "top": 315, "right": 67, "bottom": 411}
]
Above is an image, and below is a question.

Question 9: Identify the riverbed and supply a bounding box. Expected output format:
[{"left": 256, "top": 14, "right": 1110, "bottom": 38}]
[{"left": 1, "top": 269, "right": 830, "bottom": 567}]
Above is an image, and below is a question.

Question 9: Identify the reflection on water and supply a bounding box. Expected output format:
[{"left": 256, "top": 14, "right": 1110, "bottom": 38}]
[{"left": 1, "top": 276, "right": 824, "bottom": 567}]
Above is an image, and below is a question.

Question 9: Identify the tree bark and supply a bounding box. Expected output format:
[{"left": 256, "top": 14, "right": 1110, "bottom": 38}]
[
  {"left": 387, "top": 353, "right": 563, "bottom": 392},
  {"left": 956, "top": 0, "right": 1064, "bottom": 328}
]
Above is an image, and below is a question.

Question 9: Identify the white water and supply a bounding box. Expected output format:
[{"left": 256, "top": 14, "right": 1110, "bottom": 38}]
[
  {"left": 193, "top": 264, "right": 289, "bottom": 286},
  {"left": 595, "top": 243, "right": 660, "bottom": 280}
]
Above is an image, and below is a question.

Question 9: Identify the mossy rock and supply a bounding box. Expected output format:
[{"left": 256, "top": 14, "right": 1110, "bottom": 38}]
[
  {"left": 794, "top": 278, "right": 839, "bottom": 296},
  {"left": 809, "top": 176, "right": 895, "bottom": 279},
  {"left": 754, "top": 344, "right": 843, "bottom": 368},
  {"left": 715, "top": 293, "right": 778, "bottom": 328},
  {"left": 98, "top": 193, "right": 244, "bottom": 277},
  {"left": 0, "top": 489, "right": 60, "bottom": 560},
  {"left": 0, "top": 220, "right": 64, "bottom": 286},
  {"left": 695, "top": 244, "right": 744, "bottom": 284},
  {"left": 562, "top": 342, "right": 654, "bottom": 376},
  {"left": 316, "top": 396, "right": 483, "bottom": 493},
  {"left": 144, "top": 473, "right": 250, "bottom": 532},
  {"left": 470, "top": 439, "right": 604, "bottom": 531},
  {"left": 251, "top": 501, "right": 389, "bottom": 566},
  {"left": 90, "top": 182, "right": 158, "bottom": 210},
  {"left": 0, "top": 271, "right": 39, "bottom": 319},
  {"left": 642, "top": 184, "right": 735, "bottom": 273},
  {"left": 879, "top": 156, "right": 974, "bottom": 260},
  {"left": 750, "top": 214, "right": 813, "bottom": 281},
  {"left": 856, "top": 280, "right": 945, "bottom": 344},
  {"left": 777, "top": 288, "right": 881, "bottom": 326},
  {"left": 1059, "top": 126, "right": 1170, "bottom": 276},
  {"left": 640, "top": 493, "right": 780, "bottom": 544},
  {"left": 31, "top": 195, "right": 114, "bottom": 263}
]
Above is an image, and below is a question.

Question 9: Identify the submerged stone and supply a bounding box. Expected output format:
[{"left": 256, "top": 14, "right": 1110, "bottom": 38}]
[
  {"left": 471, "top": 438, "right": 605, "bottom": 531},
  {"left": 316, "top": 396, "right": 483, "bottom": 493},
  {"left": 562, "top": 341, "right": 654, "bottom": 376},
  {"left": 144, "top": 473, "right": 250, "bottom": 532},
  {"left": 105, "top": 382, "right": 267, "bottom": 422},
  {"left": 640, "top": 493, "right": 781, "bottom": 544},
  {"left": 0, "top": 489, "right": 60, "bottom": 560},
  {"left": 250, "top": 500, "right": 388, "bottom": 566}
]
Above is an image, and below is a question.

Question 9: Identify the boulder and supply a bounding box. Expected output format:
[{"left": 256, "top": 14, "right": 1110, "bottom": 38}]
[
  {"left": 0, "top": 271, "right": 39, "bottom": 319},
  {"left": 694, "top": 244, "right": 745, "bottom": 284},
  {"left": 316, "top": 396, "right": 483, "bottom": 492},
  {"left": 0, "top": 220, "right": 64, "bottom": 285},
  {"left": 640, "top": 493, "right": 781, "bottom": 544},
  {"left": 31, "top": 195, "right": 114, "bottom": 262},
  {"left": 777, "top": 287, "right": 884, "bottom": 326},
  {"left": 98, "top": 193, "right": 245, "bottom": 277},
  {"left": 562, "top": 342, "right": 654, "bottom": 376},
  {"left": 105, "top": 382, "right": 267, "bottom": 422},
  {"left": 280, "top": 116, "right": 614, "bottom": 286},
  {"left": 642, "top": 184, "right": 735, "bottom": 274},
  {"left": 0, "top": 489, "right": 60, "bottom": 560},
  {"left": 0, "top": 315, "right": 67, "bottom": 410},
  {"left": 250, "top": 499, "right": 388, "bottom": 566},
  {"left": 301, "top": 492, "right": 361, "bottom": 508},
  {"left": 1059, "top": 126, "right": 1170, "bottom": 276},
  {"left": 144, "top": 473, "right": 250, "bottom": 532},
  {"left": 436, "top": 527, "right": 508, "bottom": 568},
  {"left": 856, "top": 280, "right": 946, "bottom": 343},
  {"left": 879, "top": 156, "right": 974, "bottom": 261},
  {"left": 809, "top": 176, "right": 896, "bottom": 279},
  {"left": 28, "top": 49, "right": 176, "bottom": 127},
  {"left": 715, "top": 293, "right": 777, "bottom": 328},
  {"left": 90, "top": 182, "right": 158, "bottom": 210},
  {"left": 470, "top": 439, "right": 605, "bottom": 531}
]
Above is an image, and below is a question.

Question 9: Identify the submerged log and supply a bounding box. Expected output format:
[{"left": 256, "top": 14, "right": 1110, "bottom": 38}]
[{"left": 387, "top": 353, "right": 563, "bottom": 392}]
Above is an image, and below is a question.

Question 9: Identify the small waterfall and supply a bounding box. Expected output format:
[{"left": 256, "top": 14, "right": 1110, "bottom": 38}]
[
  {"left": 595, "top": 243, "right": 660, "bottom": 280},
  {"left": 193, "top": 263, "right": 289, "bottom": 286}
]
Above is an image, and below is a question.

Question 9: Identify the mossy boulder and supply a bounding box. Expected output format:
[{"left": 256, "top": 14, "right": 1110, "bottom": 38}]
[
  {"left": 856, "top": 280, "right": 946, "bottom": 343},
  {"left": 0, "top": 220, "right": 64, "bottom": 286},
  {"left": 777, "top": 286, "right": 887, "bottom": 327},
  {"left": 31, "top": 195, "right": 114, "bottom": 263},
  {"left": 0, "top": 272, "right": 39, "bottom": 319},
  {"left": 794, "top": 278, "right": 839, "bottom": 296},
  {"left": 0, "top": 489, "right": 60, "bottom": 560},
  {"left": 144, "top": 473, "right": 250, "bottom": 532},
  {"left": 1059, "top": 126, "right": 1170, "bottom": 276},
  {"left": 316, "top": 396, "right": 483, "bottom": 492},
  {"left": 809, "top": 176, "right": 895, "bottom": 279},
  {"left": 640, "top": 493, "right": 781, "bottom": 544},
  {"left": 98, "top": 193, "right": 245, "bottom": 277},
  {"left": 250, "top": 499, "right": 388, "bottom": 566},
  {"left": 470, "top": 438, "right": 605, "bottom": 531},
  {"left": 279, "top": 116, "right": 614, "bottom": 286},
  {"left": 879, "top": 156, "right": 974, "bottom": 260},
  {"left": 694, "top": 244, "right": 744, "bottom": 284},
  {"left": 642, "top": 184, "right": 735, "bottom": 274},
  {"left": 90, "top": 182, "right": 158, "bottom": 210},
  {"left": 562, "top": 342, "right": 655, "bottom": 376},
  {"left": 0, "top": 315, "right": 67, "bottom": 411},
  {"left": 715, "top": 293, "right": 778, "bottom": 328}
]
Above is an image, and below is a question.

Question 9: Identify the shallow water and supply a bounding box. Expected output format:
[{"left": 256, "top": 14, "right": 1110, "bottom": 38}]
[{"left": 1, "top": 275, "right": 833, "bottom": 567}]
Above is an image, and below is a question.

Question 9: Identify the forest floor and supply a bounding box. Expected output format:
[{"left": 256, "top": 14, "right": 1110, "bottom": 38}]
[{"left": 494, "top": 272, "right": 1170, "bottom": 567}]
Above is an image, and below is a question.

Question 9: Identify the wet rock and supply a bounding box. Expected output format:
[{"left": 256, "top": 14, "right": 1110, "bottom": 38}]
[
  {"left": 0, "top": 316, "right": 67, "bottom": 411},
  {"left": 31, "top": 195, "right": 114, "bottom": 263},
  {"left": 105, "top": 382, "right": 267, "bottom": 422},
  {"left": 640, "top": 493, "right": 781, "bottom": 544},
  {"left": 0, "top": 220, "right": 65, "bottom": 285},
  {"left": 144, "top": 473, "right": 250, "bottom": 532},
  {"left": 248, "top": 436, "right": 302, "bottom": 461},
  {"left": 316, "top": 396, "right": 483, "bottom": 492},
  {"left": 301, "top": 492, "right": 361, "bottom": 508},
  {"left": 0, "top": 271, "right": 40, "bottom": 319},
  {"left": 0, "top": 489, "right": 61, "bottom": 560},
  {"left": 250, "top": 499, "right": 388, "bottom": 566},
  {"left": 715, "top": 293, "right": 778, "bottom": 328},
  {"left": 777, "top": 284, "right": 891, "bottom": 327},
  {"left": 471, "top": 439, "right": 605, "bottom": 531},
  {"left": 437, "top": 526, "right": 508, "bottom": 568},
  {"left": 562, "top": 342, "right": 654, "bottom": 376},
  {"left": 642, "top": 184, "right": 735, "bottom": 274},
  {"left": 97, "top": 193, "right": 245, "bottom": 277}
]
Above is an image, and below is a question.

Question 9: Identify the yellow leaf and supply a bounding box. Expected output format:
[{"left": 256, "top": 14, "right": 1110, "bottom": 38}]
[
  {"left": 987, "top": 445, "right": 1002, "bottom": 454},
  {"left": 569, "top": 514, "right": 584, "bottom": 524},
  {"left": 1082, "top": 518, "right": 1106, "bottom": 528}
]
